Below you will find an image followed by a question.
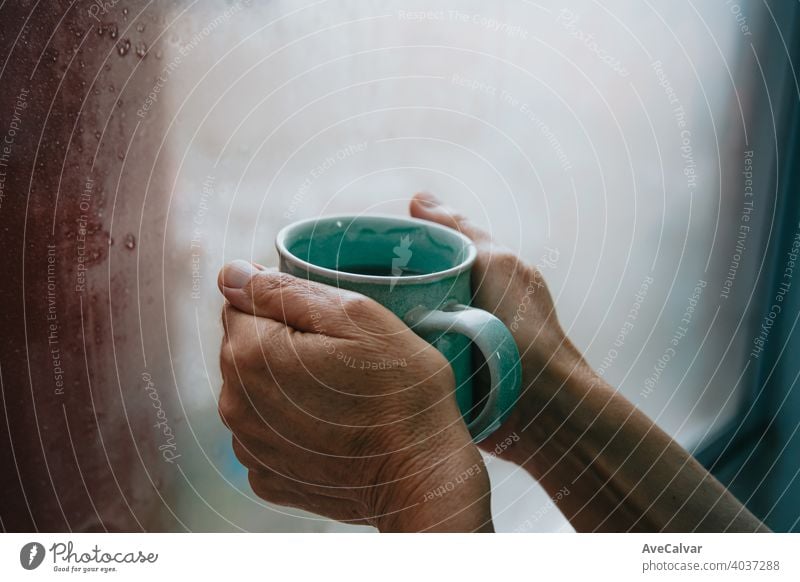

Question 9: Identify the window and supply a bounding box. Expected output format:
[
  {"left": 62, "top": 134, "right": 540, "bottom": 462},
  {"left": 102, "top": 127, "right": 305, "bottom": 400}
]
[
  {"left": 158, "top": 1, "right": 793, "bottom": 531},
  {"left": 3, "top": 0, "right": 795, "bottom": 533}
]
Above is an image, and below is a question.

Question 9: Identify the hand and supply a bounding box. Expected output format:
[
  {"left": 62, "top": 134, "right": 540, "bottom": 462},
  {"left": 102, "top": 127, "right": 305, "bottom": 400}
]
[
  {"left": 410, "top": 194, "right": 769, "bottom": 533},
  {"left": 410, "top": 193, "right": 585, "bottom": 464},
  {"left": 217, "top": 262, "right": 493, "bottom": 531}
]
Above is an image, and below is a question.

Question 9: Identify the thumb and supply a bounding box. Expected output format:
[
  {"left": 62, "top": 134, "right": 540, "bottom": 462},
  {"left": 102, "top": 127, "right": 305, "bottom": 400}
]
[
  {"left": 409, "top": 192, "right": 491, "bottom": 245},
  {"left": 217, "top": 261, "right": 397, "bottom": 336},
  {"left": 218, "top": 262, "right": 345, "bottom": 332}
]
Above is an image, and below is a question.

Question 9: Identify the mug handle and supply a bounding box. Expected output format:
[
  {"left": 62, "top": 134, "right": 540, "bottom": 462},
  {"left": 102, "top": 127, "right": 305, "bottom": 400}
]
[{"left": 404, "top": 304, "right": 522, "bottom": 442}]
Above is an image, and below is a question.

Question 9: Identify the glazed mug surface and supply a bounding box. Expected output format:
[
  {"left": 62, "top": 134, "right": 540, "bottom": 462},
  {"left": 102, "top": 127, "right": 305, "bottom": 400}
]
[{"left": 276, "top": 215, "right": 521, "bottom": 442}]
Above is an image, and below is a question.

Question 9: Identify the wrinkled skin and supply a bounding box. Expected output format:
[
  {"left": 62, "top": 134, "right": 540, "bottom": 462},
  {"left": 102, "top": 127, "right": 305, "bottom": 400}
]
[{"left": 217, "top": 237, "right": 493, "bottom": 531}]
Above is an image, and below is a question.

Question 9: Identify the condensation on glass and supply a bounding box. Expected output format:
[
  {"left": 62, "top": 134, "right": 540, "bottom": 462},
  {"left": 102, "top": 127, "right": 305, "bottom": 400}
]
[{"left": 0, "top": 1, "right": 182, "bottom": 532}]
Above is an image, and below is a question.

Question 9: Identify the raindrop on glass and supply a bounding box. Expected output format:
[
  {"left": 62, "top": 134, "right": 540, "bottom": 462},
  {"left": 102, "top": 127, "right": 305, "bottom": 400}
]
[{"left": 118, "top": 38, "right": 130, "bottom": 56}]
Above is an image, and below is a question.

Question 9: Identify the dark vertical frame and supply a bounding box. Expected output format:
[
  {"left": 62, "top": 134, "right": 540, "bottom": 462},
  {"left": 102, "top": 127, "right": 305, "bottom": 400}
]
[{"left": 696, "top": 0, "right": 800, "bottom": 532}]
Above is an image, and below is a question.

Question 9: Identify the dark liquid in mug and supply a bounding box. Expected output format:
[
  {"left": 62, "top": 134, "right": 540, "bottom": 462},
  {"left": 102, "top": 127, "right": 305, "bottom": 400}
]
[{"left": 339, "top": 264, "right": 428, "bottom": 277}]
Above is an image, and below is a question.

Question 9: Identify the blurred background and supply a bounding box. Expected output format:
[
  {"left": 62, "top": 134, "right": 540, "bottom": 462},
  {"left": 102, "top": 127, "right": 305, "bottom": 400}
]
[
  {"left": 164, "top": 0, "right": 782, "bottom": 532},
  {"left": 2, "top": 0, "right": 798, "bottom": 532}
]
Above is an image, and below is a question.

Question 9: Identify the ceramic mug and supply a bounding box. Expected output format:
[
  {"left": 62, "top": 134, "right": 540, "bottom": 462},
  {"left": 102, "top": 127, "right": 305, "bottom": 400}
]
[{"left": 276, "top": 215, "right": 521, "bottom": 442}]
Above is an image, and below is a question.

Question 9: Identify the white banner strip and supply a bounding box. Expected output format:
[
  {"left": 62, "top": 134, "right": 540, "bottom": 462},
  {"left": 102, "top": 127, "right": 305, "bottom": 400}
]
[{"left": 1, "top": 533, "right": 797, "bottom": 581}]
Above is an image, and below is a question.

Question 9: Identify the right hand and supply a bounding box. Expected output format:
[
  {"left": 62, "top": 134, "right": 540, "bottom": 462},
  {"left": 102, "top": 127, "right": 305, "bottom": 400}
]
[
  {"left": 410, "top": 193, "right": 585, "bottom": 461},
  {"left": 217, "top": 263, "right": 493, "bottom": 531}
]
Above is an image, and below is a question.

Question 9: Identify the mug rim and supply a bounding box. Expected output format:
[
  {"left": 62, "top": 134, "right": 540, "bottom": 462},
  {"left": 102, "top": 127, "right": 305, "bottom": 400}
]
[{"left": 275, "top": 214, "right": 478, "bottom": 285}]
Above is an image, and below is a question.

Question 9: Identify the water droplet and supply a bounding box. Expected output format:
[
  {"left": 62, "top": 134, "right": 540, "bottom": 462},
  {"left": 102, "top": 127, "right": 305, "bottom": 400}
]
[
  {"left": 109, "top": 24, "right": 118, "bottom": 39},
  {"left": 135, "top": 41, "right": 147, "bottom": 58},
  {"left": 117, "top": 151, "right": 125, "bottom": 161},
  {"left": 95, "top": 131, "right": 101, "bottom": 140},
  {"left": 122, "top": 8, "right": 128, "bottom": 17},
  {"left": 154, "top": 49, "right": 163, "bottom": 60},
  {"left": 97, "top": 25, "right": 105, "bottom": 36},
  {"left": 107, "top": 236, "right": 114, "bottom": 246},
  {"left": 137, "top": 22, "right": 146, "bottom": 33},
  {"left": 124, "top": 234, "right": 136, "bottom": 249},
  {"left": 108, "top": 84, "right": 115, "bottom": 93},
  {"left": 117, "top": 38, "right": 130, "bottom": 56}
]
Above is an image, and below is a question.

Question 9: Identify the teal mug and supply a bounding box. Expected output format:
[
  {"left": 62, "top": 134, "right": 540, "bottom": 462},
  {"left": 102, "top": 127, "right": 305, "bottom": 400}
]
[{"left": 276, "top": 215, "right": 521, "bottom": 442}]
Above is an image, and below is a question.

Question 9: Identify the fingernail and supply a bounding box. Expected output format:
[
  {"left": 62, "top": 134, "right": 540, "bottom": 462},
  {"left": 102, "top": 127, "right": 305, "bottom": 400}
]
[
  {"left": 416, "top": 192, "right": 440, "bottom": 207},
  {"left": 221, "top": 260, "right": 259, "bottom": 289}
]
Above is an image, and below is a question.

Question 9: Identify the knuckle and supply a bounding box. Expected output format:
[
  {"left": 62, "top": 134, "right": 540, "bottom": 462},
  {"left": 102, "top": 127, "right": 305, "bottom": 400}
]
[
  {"left": 443, "top": 206, "right": 468, "bottom": 226},
  {"left": 248, "top": 470, "right": 281, "bottom": 502},
  {"left": 492, "top": 247, "right": 522, "bottom": 271},
  {"left": 218, "top": 387, "right": 244, "bottom": 428},
  {"left": 449, "top": 211, "right": 486, "bottom": 240},
  {"left": 456, "top": 216, "right": 476, "bottom": 233},
  {"left": 217, "top": 406, "right": 231, "bottom": 430},
  {"left": 485, "top": 247, "right": 531, "bottom": 282},
  {"left": 232, "top": 438, "right": 258, "bottom": 469},
  {"left": 220, "top": 339, "right": 237, "bottom": 372},
  {"left": 220, "top": 304, "right": 236, "bottom": 335},
  {"left": 345, "top": 293, "right": 379, "bottom": 317}
]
